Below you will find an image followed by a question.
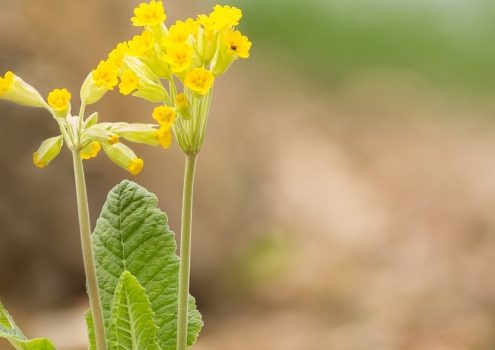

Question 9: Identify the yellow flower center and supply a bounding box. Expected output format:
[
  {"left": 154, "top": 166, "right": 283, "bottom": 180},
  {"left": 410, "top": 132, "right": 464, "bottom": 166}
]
[
  {"left": 184, "top": 68, "right": 215, "bottom": 95},
  {"left": 164, "top": 19, "right": 199, "bottom": 46},
  {"left": 163, "top": 43, "right": 193, "bottom": 73},
  {"left": 47, "top": 88, "right": 71, "bottom": 112}
]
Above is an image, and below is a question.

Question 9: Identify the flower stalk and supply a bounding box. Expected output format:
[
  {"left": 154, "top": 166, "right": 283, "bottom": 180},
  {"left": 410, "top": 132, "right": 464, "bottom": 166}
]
[
  {"left": 177, "top": 153, "right": 197, "bottom": 350},
  {"left": 72, "top": 150, "right": 107, "bottom": 350}
]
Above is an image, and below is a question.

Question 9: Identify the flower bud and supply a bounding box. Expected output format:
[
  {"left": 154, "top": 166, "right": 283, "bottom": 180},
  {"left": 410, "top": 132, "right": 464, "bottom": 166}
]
[
  {"left": 0, "top": 71, "right": 48, "bottom": 108},
  {"left": 175, "top": 93, "right": 192, "bottom": 120},
  {"left": 102, "top": 143, "right": 144, "bottom": 175},
  {"left": 80, "top": 72, "right": 107, "bottom": 105},
  {"left": 32, "top": 135, "right": 64, "bottom": 168},
  {"left": 123, "top": 56, "right": 169, "bottom": 103},
  {"left": 85, "top": 125, "right": 120, "bottom": 145},
  {"left": 84, "top": 112, "right": 99, "bottom": 128},
  {"left": 111, "top": 122, "right": 160, "bottom": 146}
]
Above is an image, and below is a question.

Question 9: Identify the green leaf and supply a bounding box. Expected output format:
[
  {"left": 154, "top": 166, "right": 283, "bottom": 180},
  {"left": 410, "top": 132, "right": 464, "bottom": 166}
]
[
  {"left": 85, "top": 311, "right": 96, "bottom": 350},
  {"left": 92, "top": 180, "right": 203, "bottom": 350},
  {"left": 0, "top": 300, "right": 56, "bottom": 350},
  {"left": 108, "top": 271, "right": 159, "bottom": 350}
]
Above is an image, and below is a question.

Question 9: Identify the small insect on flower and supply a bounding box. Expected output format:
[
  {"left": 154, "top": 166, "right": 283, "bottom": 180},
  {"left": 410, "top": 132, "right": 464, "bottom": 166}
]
[
  {"left": 48, "top": 88, "right": 71, "bottom": 113},
  {"left": 226, "top": 30, "right": 252, "bottom": 59},
  {"left": 131, "top": 0, "right": 166, "bottom": 27},
  {"left": 184, "top": 68, "right": 215, "bottom": 95}
]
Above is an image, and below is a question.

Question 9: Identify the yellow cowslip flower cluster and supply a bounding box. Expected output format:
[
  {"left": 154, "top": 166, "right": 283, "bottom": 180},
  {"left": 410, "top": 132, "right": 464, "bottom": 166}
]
[
  {"left": 0, "top": 70, "right": 167, "bottom": 174},
  {"left": 84, "top": 1, "right": 251, "bottom": 155}
]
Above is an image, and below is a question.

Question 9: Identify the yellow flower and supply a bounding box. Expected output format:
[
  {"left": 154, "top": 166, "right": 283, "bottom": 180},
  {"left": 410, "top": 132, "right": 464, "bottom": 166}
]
[
  {"left": 0, "top": 71, "right": 14, "bottom": 96},
  {"left": 107, "top": 42, "right": 129, "bottom": 68},
  {"left": 80, "top": 141, "right": 101, "bottom": 160},
  {"left": 128, "top": 158, "right": 144, "bottom": 175},
  {"left": 128, "top": 30, "right": 155, "bottom": 58},
  {"left": 157, "top": 127, "right": 172, "bottom": 148},
  {"left": 225, "top": 30, "right": 252, "bottom": 59},
  {"left": 198, "top": 5, "right": 242, "bottom": 31},
  {"left": 119, "top": 69, "right": 140, "bottom": 95},
  {"left": 152, "top": 105, "right": 175, "bottom": 128},
  {"left": 163, "top": 19, "right": 199, "bottom": 46},
  {"left": 184, "top": 68, "right": 214, "bottom": 95},
  {"left": 131, "top": 1, "right": 166, "bottom": 27},
  {"left": 163, "top": 42, "right": 193, "bottom": 73},
  {"left": 47, "top": 88, "right": 71, "bottom": 113},
  {"left": 92, "top": 60, "right": 119, "bottom": 90}
]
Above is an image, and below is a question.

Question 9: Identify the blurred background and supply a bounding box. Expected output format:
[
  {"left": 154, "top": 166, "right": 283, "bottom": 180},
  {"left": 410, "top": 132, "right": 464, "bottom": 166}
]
[{"left": 1, "top": 0, "right": 495, "bottom": 349}]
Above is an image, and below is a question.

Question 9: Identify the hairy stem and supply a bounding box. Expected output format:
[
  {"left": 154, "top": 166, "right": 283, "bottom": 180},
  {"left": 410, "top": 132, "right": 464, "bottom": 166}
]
[
  {"left": 177, "top": 153, "right": 197, "bottom": 350},
  {"left": 72, "top": 151, "right": 107, "bottom": 350}
]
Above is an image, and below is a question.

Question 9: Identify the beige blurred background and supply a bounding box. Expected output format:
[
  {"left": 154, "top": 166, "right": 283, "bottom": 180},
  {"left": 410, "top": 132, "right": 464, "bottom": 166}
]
[{"left": 2, "top": 0, "right": 495, "bottom": 349}]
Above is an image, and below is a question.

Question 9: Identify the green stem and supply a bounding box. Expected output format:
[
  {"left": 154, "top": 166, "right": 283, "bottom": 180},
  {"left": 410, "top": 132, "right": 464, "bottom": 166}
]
[
  {"left": 72, "top": 151, "right": 107, "bottom": 350},
  {"left": 177, "top": 153, "right": 198, "bottom": 350}
]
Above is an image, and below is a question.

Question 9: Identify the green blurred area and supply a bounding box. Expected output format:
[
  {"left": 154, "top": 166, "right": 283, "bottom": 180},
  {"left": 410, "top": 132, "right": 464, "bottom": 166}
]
[{"left": 230, "top": 0, "right": 495, "bottom": 93}]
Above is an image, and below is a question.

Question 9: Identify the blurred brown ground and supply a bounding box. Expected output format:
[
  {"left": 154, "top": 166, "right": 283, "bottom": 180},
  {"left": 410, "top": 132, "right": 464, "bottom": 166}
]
[{"left": 1, "top": 1, "right": 495, "bottom": 350}]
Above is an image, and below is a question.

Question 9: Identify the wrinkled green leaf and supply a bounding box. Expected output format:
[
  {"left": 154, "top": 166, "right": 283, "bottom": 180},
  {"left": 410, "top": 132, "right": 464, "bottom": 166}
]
[
  {"left": 92, "top": 180, "right": 203, "bottom": 350},
  {"left": 108, "top": 271, "right": 159, "bottom": 350},
  {"left": 0, "top": 300, "right": 56, "bottom": 350},
  {"left": 85, "top": 311, "right": 96, "bottom": 350}
]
